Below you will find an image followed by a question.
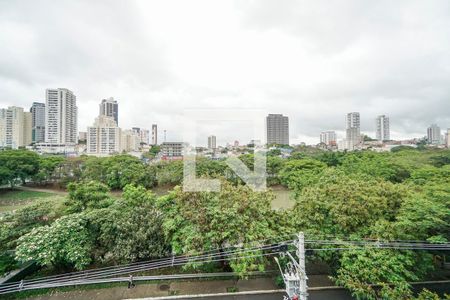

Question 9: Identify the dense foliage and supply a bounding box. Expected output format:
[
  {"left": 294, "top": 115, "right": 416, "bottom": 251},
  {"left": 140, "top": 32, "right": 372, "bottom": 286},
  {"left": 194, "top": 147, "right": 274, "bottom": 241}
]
[
  {"left": 0, "top": 148, "right": 449, "bottom": 298},
  {"left": 159, "top": 180, "right": 277, "bottom": 274}
]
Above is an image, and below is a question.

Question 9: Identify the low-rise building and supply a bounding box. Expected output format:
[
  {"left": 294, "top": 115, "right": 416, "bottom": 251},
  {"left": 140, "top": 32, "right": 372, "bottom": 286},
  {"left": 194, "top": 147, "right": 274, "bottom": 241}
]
[{"left": 161, "top": 142, "right": 184, "bottom": 159}]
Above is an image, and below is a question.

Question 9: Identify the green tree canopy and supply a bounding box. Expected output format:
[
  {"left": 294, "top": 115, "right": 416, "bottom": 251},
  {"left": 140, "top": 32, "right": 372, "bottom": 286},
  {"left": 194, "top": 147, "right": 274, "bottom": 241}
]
[
  {"left": 159, "top": 180, "right": 277, "bottom": 274},
  {"left": 0, "top": 150, "right": 40, "bottom": 187},
  {"left": 0, "top": 198, "right": 64, "bottom": 252},
  {"left": 279, "top": 159, "right": 327, "bottom": 195},
  {"left": 335, "top": 248, "right": 432, "bottom": 300},
  {"left": 291, "top": 169, "right": 406, "bottom": 238},
  {"left": 66, "top": 180, "right": 113, "bottom": 212},
  {"left": 15, "top": 214, "right": 93, "bottom": 270},
  {"left": 34, "top": 155, "right": 65, "bottom": 185},
  {"left": 86, "top": 184, "right": 168, "bottom": 263},
  {"left": 338, "top": 151, "right": 411, "bottom": 183}
]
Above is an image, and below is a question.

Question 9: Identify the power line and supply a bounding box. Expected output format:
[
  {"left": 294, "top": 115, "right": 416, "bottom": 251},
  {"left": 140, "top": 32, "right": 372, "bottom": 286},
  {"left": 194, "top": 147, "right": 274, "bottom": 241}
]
[
  {"left": 1, "top": 236, "right": 448, "bottom": 295},
  {"left": 0, "top": 241, "right": 293, "bottom": 293},
  {"left": 0, "top": 250, "right": 289, "bottom": 294}
]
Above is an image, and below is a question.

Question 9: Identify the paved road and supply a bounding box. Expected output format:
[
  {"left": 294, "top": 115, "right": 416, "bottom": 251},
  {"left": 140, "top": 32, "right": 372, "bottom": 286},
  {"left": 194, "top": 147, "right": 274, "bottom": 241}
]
[
  {"left": 173, "top": 283, "right": 450, "bottom": 300},
  {"left": 165, "top": 289, "right": 353, "bottom": 300}
]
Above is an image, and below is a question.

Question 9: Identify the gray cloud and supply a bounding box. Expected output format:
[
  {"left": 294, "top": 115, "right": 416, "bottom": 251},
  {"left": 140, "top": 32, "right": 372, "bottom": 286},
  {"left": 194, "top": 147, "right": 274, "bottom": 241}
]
[{"left": 0, "top": 0, "right": 449, "bottom": 145}]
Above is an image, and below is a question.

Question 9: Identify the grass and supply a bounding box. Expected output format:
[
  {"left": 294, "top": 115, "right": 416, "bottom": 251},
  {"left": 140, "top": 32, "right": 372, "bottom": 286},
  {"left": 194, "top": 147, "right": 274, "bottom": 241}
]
[{"left": 0, "top": 189, "right": 58, "bottom": 213}]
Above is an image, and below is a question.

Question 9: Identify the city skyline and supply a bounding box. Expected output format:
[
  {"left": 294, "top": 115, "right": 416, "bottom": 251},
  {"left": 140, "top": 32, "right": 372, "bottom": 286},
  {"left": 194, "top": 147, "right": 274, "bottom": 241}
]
[
  {"left": 2, "top": 95, "right": 449, "bottom": 148},
  {"left": 1, "top": 1, "right": 449, "bottom": 145}
]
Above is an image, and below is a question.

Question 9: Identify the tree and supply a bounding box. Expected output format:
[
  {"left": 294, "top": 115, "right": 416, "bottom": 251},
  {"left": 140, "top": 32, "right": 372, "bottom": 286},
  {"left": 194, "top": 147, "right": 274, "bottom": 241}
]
[
  {"left": 66, "top": 180, "right": 113, "bottom": 212},
  {"left": 83, "top": 155, "right": 156, "bottom": 189},
  {"left": 266, "top": 156, "right": 285, "bottom": 186},
  {"left": 15, "top": 214, "right": 93, "bottom": 270},
  {"left": 279, "top": 159, "right": 327, "bottom": 195},
  {"left": 288, "top": 167, "right": 446, "bottom": 298},
  {"left": 334, "top": 248, "right": 431, "bottom": 300},
  {"left": 156, "top": 160, "right": 184, "bottom": 186},
  {"left": 159, "top": 180, "right": 277, "bottom": 274},
  {"left": 394, "top": 194, "right": 449, "bottom": 241},
  {"left": 338, "top": 151, "right": 411, "bottom": 183},
  {"left": 34, "top": 155, "right": 65, "bottom": 185},
  {"left": 314, "top": 151, "right": 346, "bottom": 167},
  {"left": 143, "top": 145, "right": 161, "bottom": 160},
  {"left": 267, "top": 149, "right": 281, "bottom": 156},
  {"left": 429, "top": 151, "right": 450, "bottom": 167},
  {"left": 290, "top": 169, "right": 406, "bottom": 238},
  {"left": 56, "top": 156, "right": 88, "bottom": 187},
  {"left": 0, "top": 198, "right": 64, "bottom": 252},
  {"left": 0, "top": 150, "right": 40, "bottom": 187},
  {"left": 86, "top": 184, "right": 168, "bottom": 263}
]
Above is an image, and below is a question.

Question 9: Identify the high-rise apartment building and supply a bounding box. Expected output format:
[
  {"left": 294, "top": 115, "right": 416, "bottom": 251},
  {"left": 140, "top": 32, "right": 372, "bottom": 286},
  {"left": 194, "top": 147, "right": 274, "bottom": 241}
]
[
  {"left": 45, "top": 88, "right": 78, "bottom": 145},
  {"left": 266, "top": 114, "right": 289, "bottom": 145},
  {"left": 320, "top": 131, "right": 337, "bottom": 146},
  {"left": 208, "top": 135, "right": 217, "bottom": 149},
  {"left": 30, "top": 102, "right": 46, "bottom": 143},
  {"left": 346, "top": 112, "right": 360, "bottom": 129},
  {"left": 121, "top": 129, "right": 140, "bottom": 152},
  {"left": 427, "top": 124, "right": 441, "bottom": 145},
  {"left": 346, "top": 112, "right": 361, "bottom": 150},
  {"left": 23, "top": 112, "right": 32, "bottom": 146},
  {"left": 99, "top": 97, "right": 118, "bottom": 125},
  {"left": 151, "top": 124, "right": 158, "bottom": 145},
  {"left": 376, "top": 115, "right": 390, "bottom": 141},
  {"left": 0, "top": 106, "right": 32, "bottom": 149},
  {"left": 87, "top": 115, "right": 121, "bottom": 155}
]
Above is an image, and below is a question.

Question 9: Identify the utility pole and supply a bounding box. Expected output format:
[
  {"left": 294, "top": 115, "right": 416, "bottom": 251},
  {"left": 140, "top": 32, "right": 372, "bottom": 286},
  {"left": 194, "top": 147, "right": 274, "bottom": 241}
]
[
  {"left": 296, "top": 232, "right": 308, "bottom": 300},
  {"left": 274, "top": 232, "right": 308, "bottom": 300}
]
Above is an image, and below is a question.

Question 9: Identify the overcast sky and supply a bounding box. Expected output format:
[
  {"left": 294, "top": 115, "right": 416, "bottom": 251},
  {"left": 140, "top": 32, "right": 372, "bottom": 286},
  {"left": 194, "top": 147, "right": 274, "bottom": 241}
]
[{"left": 1, "top": 0, "right": 449, "bottom": 145}]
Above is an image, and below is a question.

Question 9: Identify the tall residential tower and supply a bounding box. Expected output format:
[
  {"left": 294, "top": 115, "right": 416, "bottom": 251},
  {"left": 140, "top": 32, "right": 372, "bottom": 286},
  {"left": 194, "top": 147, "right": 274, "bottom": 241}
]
[
  {"left": 45, "top": 88, "right": 78, "bottom": 145},
  {"left": 151, "top": 124, "right": 158, "bottom": 145},
  {"left": 376, "top": 115, "right": 390, "bottom": 141},
  {"left": 266, "top": 114, "right": 289, "bottom": 145},
  {"left": 427, "top": 124, "right": 441, "bottom": 145},
  {"left": 0, "top": 106, "right": 32, "bottom": 149},
  {"left": 208, "top": 135, "right": 217, "bottom": 149},
  {"left": 30, "top": 102, "right": 45, "bottom": 143},
  {"left": 99, "top": 97, "right": 118, "bottom": 126},
  {"left": 87, "top": 115, "right": 121, "bottom": 155},
  {"left": 345, "top": 112, "right": 361, "bottom": 150}
]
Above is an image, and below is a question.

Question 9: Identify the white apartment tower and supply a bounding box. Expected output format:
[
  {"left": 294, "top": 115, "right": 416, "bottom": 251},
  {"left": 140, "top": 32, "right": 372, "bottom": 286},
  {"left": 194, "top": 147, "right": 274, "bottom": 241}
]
[
  {"left": 45, "top": 88, "right": 78, "bottom": 145},
  {"left": 346, "top": 112, "right": 361, "bottom": 150},
  {"left": 0, "top": 106, "right": 32, "bottom": 149},
  {"left": 427, "top": 124, "right": 441, "bottom": 145},
  {"left": 208, "top": 135, "right": 217, "bottom": 149},
  {"left": 99, "top": 97, "right": 118, "bottom": 126},
  {"left": 151, "top": 124, "right": 158, "bottom": 145},
  {"left": 376, "top": 115, "right": 390, "bottom": 141},
  {"left": 320, "top": 131, "right": 337, "bottom": 146},
  {"left": 87, "top": 115, "right": 121, "bottom": 155},
  {"left": 30, "top": 102, "right": 46, "bottom": 143},
  {"left": 266, "top": 114, "right": 289, "bottom": 145}
]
